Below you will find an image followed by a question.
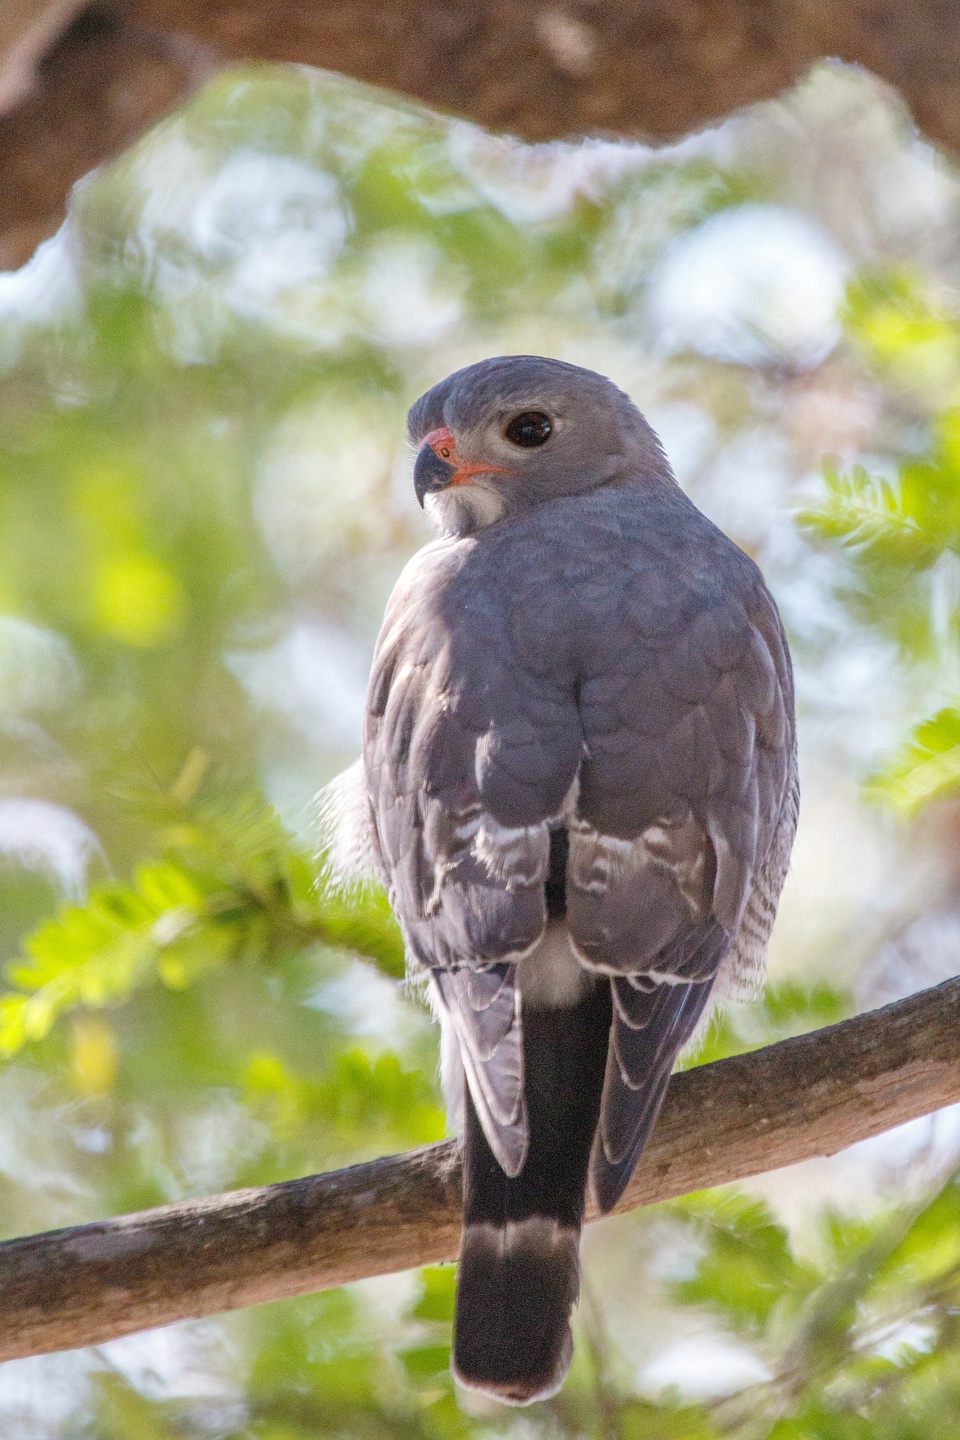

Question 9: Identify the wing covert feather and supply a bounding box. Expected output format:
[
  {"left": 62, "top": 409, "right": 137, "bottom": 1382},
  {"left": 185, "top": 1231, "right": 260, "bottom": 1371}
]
[{"left": 364, "top": 539, "right": 582, "bottom": 974}]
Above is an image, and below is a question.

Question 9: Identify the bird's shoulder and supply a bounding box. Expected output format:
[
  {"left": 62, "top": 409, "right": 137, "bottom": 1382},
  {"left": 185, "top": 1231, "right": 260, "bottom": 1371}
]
[
  {"left": 370, "top": 483, "right": 789, "bottom": 724},
  {"left": 380, "top": 535, "right": 471, "bottom": 618},
  {"left": 466, "top": 482, "right": 762, "bottom": 604}
]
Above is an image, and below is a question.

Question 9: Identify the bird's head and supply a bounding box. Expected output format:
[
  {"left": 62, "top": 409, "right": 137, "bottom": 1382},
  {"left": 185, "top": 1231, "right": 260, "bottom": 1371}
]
[{"left": 407, "top": 355, "right": 673, "bottom": 536}]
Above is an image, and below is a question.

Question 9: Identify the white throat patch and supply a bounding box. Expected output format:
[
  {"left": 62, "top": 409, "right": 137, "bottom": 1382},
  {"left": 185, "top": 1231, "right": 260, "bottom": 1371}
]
[{"left": 425, "top": 482, "right": 507, "bottom": 536}]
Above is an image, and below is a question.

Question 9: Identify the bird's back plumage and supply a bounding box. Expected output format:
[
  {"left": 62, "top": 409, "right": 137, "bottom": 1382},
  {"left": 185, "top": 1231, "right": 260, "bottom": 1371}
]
[{"left": 353, "top": 358, "right": 798, "bottom": 1404}]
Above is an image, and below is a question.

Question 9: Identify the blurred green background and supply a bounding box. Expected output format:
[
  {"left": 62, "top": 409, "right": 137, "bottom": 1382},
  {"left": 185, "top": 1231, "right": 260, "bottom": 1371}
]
[{"left": 3, "top": 56, "right": 960, "bottom": 1438}]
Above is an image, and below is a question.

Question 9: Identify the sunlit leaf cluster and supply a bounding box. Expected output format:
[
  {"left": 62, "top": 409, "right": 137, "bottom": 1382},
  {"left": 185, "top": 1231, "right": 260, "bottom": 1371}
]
[
  {"left": 0, "top": 770, "right": 404, "bottom": 1057},
  {"left": 651, "top": 1171, "right": 960, "bottom": 1440},
  {"left": 799, "top": 267, "right": 960, "bottom": 811}
]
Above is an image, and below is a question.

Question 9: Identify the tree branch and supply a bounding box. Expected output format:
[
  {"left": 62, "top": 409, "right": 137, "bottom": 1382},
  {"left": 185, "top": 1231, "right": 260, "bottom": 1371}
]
[
  {"left": 0, "top": 975, "right": 958, "bottom": 1362},
  {"left": 3, "top": 0, "right": 960, "bottom": 268}
]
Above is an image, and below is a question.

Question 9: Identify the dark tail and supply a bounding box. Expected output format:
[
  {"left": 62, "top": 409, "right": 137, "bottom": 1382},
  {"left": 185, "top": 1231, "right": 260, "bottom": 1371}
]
[{"left": 453, "top": 981, "right": 612, "bottom": 1404}]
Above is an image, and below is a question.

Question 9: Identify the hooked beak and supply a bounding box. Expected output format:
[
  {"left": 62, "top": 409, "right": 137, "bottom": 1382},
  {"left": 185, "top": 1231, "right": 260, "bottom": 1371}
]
[
  {"left": 413, "top": 426, "right": 514, "bottom": 508},
  {"left": 414, "top": 426, "right": 457, "bottom": 507}
]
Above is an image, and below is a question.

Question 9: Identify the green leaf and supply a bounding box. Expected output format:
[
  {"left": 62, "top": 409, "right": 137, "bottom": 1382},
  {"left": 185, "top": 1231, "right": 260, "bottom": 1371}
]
[
  {"left": 868, "top": 707, "right": 960, "bottom": 814},
  {"left": 689, "top": 978, "right": 851, "bottom": 1066},
  {"left": 674, "top": 1193, "right": 818, "bottom": 1333},
  {"left": 411, "top": 1267, "right": 456, "bottom": 1325},
  {"left": 399, "top": 1343, "right": 452, "bottom": 1381},
  {"left": 842, "top": 266, "right": 960, "bottom": 401},
  {"left": 797, "top": 462, "right": 941, "bottom": 570},
  {"left": 0, "top": 790, "right": 408, "bottom": 1056},
  {"left": 317, "top": 885, "right": 405, "bottom": 980}
]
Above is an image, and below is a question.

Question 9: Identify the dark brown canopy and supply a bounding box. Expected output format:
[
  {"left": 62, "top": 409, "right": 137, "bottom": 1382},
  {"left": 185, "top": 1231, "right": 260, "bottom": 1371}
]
[{"left": 1, "top": 0, "right": 959, "bottom": 270}]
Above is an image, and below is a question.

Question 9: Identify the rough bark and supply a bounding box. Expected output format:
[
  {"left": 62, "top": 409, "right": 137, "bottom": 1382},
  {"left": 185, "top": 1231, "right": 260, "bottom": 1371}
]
[
  {"left": 2, "top": 0, "right": 960, "bottom": 269},
  {"left": 0, "top": 974, "right": 957, "bottom": 1363},
  {"left": 0, "top": 6, "right": 213, "bottom": 267}
]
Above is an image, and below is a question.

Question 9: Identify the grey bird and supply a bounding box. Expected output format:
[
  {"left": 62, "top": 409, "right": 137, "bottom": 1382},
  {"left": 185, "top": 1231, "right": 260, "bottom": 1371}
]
[{"left": 322, "top": 355, "right": 798, "bottom": 1405}]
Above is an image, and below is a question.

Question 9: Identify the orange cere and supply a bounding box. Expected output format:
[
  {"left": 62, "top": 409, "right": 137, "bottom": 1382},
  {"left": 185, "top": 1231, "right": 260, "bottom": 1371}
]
[
  {"left": 423, "top": 426, "right": 457, "bottom": 461},
  {"left": 421, "top": 426, "right": 514, "bottom": 486}
]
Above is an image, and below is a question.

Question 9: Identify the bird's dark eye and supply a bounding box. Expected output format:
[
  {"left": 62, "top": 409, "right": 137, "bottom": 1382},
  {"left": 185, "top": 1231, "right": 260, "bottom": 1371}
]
[{"left": 504, "top": 411, "right": 553, "bottom": 448}]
